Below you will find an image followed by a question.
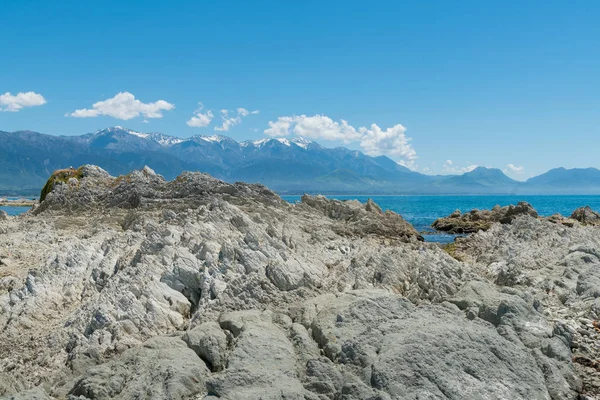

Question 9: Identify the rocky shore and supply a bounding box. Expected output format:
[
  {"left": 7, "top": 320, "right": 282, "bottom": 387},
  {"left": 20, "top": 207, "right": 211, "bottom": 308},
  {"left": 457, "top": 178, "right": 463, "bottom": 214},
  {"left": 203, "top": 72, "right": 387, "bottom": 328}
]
[
  {"left": 0, "top": 199, "right": 37, "bottom": 208},
  {"left": 1, "top": 165, "right": 599, "bottom": 399},
  {"left": 431, "top": 201, "right": 539, "bottom": 233}
]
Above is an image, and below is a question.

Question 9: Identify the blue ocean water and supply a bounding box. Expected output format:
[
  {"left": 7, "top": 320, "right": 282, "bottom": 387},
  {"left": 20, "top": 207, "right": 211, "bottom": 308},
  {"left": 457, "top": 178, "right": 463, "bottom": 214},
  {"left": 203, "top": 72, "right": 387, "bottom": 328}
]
[
  {"left": 282, "top": 195, "right": 600, "bottom": 243},
  {"left": 0, "top": 206, "right": 31, "bottom": 216}
]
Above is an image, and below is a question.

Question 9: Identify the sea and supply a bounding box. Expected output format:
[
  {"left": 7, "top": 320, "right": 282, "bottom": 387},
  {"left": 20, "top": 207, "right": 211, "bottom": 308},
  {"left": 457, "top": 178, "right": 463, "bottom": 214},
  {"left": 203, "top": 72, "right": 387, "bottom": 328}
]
[
  {"left": 281, "top": 195, "right": 600, "bottom": 243},
  {"left": 0, "top": 196, "right": 36, "bottom": 217},
  {"left": 4, "top": 195, "right": 600, "bottom": 244}
]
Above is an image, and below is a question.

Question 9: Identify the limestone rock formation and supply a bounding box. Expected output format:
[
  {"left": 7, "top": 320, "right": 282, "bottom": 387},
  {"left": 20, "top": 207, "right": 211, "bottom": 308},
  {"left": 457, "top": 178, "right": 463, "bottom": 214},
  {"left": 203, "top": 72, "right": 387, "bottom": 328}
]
[
  {"left": 571, "top": 206, "right": 600, "bottom": 226},
  {"left": 450, "top": 216, "right": 600, "bottom": 396},
  {"left": 432, "top": 201, "right": 539, "bottom": 233},
  {"left": 0, "top": 166, "right": 591, "bottom": 399}
]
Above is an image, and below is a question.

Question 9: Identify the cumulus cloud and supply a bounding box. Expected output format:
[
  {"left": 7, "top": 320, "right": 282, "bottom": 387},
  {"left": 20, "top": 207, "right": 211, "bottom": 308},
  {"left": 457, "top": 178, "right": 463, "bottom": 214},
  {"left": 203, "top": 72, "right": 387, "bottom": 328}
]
[
  {"left": 186, "top": 103, "right": 214, "bottom": 127},
  {"left": 68, "top": 92, "right": 175, "bottom": 120},
  {"left": 214, "top": 108, "right": 259, "bottom": 131},
  {"left": 264, "top": 114, "right": 417, "bottom": 163},
  {"left": 359, "top": 124, "right": 416, "bottom": 160},
  {"left": 265, "top": 115, "right": 361, "bottom": 142},
  {"left": 0, "top": 92, "right": 47, "bottom": 112},
  {"left": 504, "top": 164, "right": 524, "bottom": 175},
  {"left": 442, "top": 160, "right": 478, "bottom": 174}
]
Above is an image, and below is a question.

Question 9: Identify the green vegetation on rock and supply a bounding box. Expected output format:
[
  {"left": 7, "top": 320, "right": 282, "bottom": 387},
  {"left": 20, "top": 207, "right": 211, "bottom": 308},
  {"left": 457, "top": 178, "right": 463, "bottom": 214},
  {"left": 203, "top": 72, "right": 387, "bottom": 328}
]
[{"left": 39, "top": 167, "right": 84, "bottom": 202}]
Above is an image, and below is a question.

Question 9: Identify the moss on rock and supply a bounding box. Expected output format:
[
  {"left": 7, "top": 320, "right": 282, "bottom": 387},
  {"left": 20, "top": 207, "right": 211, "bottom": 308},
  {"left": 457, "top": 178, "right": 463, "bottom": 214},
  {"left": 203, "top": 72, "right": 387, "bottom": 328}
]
[{"left": 40, "top": 167, "right": 84, "bottom": 202}]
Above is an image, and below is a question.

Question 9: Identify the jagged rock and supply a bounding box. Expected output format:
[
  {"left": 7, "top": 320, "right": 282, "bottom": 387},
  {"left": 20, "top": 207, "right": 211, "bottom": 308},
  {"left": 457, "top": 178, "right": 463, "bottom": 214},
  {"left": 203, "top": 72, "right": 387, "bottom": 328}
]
[
  {"left": 0, "top": 166, "right": 588, "bottom": 398},
  {"left": 451, "top": 215, "right": 600, "bottom": 396},
  {"left": 301, "top": 194, "right": 424, "bottom": 242},
  {"left": 545, "top": 213, "right": 578, "bottom": 227},
  {"left": 432, "top": 201, "right": 539, "bottom": 233},
  {"left": 0, "top": 210, "right": 8, "bottom": 220},
  {"left": 571, "top": 206, "right": 600, "bottom": 226}
]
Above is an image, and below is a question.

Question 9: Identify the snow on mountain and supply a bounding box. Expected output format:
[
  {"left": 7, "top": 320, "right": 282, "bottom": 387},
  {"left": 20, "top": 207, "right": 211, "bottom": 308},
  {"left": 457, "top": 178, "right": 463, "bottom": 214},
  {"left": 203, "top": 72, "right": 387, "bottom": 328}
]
[
  {"left": 197, "top": 135, "right": 232, "bottom": 143},
  {"left": 90, "top": 127, "right": 184, "bottom": 147},
  {"left": 290, "top": 137, "right": 313, "bottom": 149},
  {"left": 242, "top": 137, "right": 313, "bottom": 148},
  {"left": 146, "top": 132, "right": 184, "bottom": 146}
]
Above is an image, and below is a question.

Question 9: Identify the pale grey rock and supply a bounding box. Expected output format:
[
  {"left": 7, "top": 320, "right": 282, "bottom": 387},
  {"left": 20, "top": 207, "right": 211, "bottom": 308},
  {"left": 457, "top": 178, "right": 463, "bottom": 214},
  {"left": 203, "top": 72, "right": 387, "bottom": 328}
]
[
  {"left": 300, "top": 194, "right": 424, "bottom": 242},
  {"left": 297, "top": 290, "right": 560, "bottom": 399},
  {"left": 68, "top": 336, "right": 209, "bottom": 400},
  {"left": 0, "top": 210, "right": 8, "bottom": 220},
  {"left": 4, "top": 387, "right": 51, "bottom": 400},
  {"left": 453, "top": 215, "right": 600, "bottom": 396},
  {"left": 207, "top": 310, "right": 310, "bottom": 399},
  {"left": 0, "top": 373, "right": 24, "bottom": 397},
  {"left": 183, "top": 321, "right": 228, "bottom": 371},
  {"left": 0, "top": 167, "right": 587, "bottom": 398}
]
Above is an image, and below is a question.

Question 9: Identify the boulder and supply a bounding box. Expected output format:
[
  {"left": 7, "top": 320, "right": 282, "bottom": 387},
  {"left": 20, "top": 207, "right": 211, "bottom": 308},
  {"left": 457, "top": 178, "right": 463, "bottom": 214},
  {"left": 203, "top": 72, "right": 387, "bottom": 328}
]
[
  {"left": 571, "top": 206, "right": 600, "bottom": 225},
  {"left": 68, "top": 336, "right": 209, "bottom": 400},
  {"left": 182, "top": 322, "right": 228, "bottom": 371}
]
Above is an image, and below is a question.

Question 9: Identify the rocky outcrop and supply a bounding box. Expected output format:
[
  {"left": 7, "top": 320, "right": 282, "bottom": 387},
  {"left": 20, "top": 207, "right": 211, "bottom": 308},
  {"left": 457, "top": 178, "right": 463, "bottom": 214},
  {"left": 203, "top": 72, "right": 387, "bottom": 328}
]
[
  {"left": 571, "top": 206, "right": 600, "bottom": 226},
  {"left": 300, "top": 194, "right": 424, "bottom": 242},
  {"left": 0, "top": 210, "right": 7, "bottom": 220},
  {"left": 432, "top": 201, "right": 539, "bottom": 233},
  {"left": 0, "top": 166, "right": 590, "bottom": 399},
  {"left": 35, "top": 165, "right": 285, "bottom": 215},
  {"left": 449, "top": 216, "right": 600, "bottom": 396},
  {"left": 545, "top": 213, "right": 579, "bottom": 227}
]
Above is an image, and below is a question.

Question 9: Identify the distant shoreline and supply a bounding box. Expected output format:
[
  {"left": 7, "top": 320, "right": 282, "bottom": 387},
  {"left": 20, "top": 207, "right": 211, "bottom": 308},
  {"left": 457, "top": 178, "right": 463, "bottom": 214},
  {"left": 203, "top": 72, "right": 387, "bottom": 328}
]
[{"left": 0, "top": 199, "right": 37, "bottom": 207}]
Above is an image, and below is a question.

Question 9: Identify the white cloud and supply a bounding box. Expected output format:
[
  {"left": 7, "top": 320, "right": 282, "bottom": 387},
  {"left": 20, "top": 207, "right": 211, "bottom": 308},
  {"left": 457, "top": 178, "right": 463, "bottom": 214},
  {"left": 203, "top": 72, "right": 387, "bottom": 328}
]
[
  {"left": 442, "top": 160, "right": 478, "bottom": 174},
  {"left": 186, "top": 103, "right": 214, "bottom": 127},
  {"left": 264, "top": 114, "right": 417, "bottom": 163},
  {"left": 237, "top": 108, "right": 260, "bottom": 117},
  {"left": 359, "top": 123, "right": 416, "bottom": 161},
  {"left": 0, "top": 92, "right": 47, "bottom": 112},
  {"left": 214, "top": 107, "right": 259, "bottom": 131},
  {"left": 504, "top": 164, "right": 524, "bottom": 175},
  {"left": 265, "top": 115, "right": 361, "bottom": 142},
  {"left": 68, "top": 92, "right": 174, "bottom": 120}
]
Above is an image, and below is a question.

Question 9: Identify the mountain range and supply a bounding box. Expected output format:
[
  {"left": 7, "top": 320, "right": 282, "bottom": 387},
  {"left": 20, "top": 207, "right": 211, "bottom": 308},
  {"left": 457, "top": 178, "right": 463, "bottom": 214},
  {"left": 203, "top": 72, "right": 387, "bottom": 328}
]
[{"left": 2, "top": 126, "right": 599, "bottom": 195}]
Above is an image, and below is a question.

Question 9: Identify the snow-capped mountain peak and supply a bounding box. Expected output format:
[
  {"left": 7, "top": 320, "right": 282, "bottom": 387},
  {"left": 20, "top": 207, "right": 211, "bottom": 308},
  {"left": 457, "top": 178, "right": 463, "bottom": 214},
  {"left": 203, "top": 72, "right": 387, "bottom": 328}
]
[
  {"left": 243, "top": 137, "right": 301, "bottom": 148},
  {"left": 91, "top": 126, "right": 184, "bottom": 147},
  {"left": 146, "top": 132, "right": 184, "bottom": 146},
  {"left": 290, "top": 137, "right": 313, "bottom": 149},
  {"left": 198, "top": 135, "right": 231, "bottom": 143}
]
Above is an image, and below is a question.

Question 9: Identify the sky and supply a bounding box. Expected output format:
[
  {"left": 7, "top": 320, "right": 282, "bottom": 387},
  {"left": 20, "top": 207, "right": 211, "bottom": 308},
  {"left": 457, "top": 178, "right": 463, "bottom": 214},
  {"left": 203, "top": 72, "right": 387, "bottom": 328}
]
[{"left": 1, "top": 1, "right": 599, "bottom": 180}]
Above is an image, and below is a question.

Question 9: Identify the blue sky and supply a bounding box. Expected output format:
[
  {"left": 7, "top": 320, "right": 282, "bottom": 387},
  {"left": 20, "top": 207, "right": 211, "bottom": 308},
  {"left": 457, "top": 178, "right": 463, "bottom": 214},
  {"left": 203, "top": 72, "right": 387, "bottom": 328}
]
[{"left": 1, "top": 1, "right": 599, "bottom": 180}]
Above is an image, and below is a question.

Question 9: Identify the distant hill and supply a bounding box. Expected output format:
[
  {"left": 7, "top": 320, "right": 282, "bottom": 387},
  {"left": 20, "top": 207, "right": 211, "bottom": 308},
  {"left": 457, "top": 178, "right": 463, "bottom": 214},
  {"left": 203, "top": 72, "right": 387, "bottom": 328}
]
[
  {"left": 525, "top": 167, "right": 600, "bottom": 194},
  {"left": 2, "top": 126, "right": 600, "bottom": 195},
  {"left": 430, "top": 167, "right": 524, "bottom": 194}
]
